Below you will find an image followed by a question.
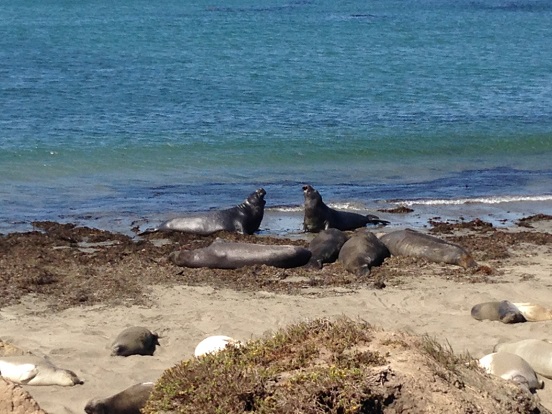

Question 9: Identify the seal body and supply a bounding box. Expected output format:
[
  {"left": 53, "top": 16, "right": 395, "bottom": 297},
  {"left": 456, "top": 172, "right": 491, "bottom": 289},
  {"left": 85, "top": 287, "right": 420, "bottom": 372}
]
[
  {"left": 306, "top": 228, "right": 349, "bottom": 269},
  {"left": 494, "top": 339, "right": 552, "bottom": 379},
  {"left": 479, "top": 352, "right": 544, "bottom": 391},
  {"left": 511, "top": 303, "right": 552, "bottom": 322},
  {"left": 471, "top": 301, "right": 526, "bottom": 324},
  {"left": 111, "top": 327, "right": 160, "bottom": 357},
  {"left": 0, "top": 356, "right": 83, "bottom": 386},
  {"left": 338, "top": 229, "right": 390, "bottom": 276},
  {"left": 84, "top": 382, "right": 154, "bottom": 414},
  {"left": 302, "top": 185, "right": 389, "bottom": 233},
  {"left": 194, "top": 335, "right": 241, "bottom": 358},
  {"left": 169, "top": 238, "right": 312, "bottom": 269},
  {"left": 379, "top": 228, "right": 477, "bottom": 269},
  {"left": 141, "top": 188, "right": 266, "bottom": 235}
]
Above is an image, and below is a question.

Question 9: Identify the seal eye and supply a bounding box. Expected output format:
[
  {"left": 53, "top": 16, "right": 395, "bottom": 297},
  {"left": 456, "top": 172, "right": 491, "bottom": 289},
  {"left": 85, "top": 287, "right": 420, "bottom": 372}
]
[{"left": 302, "top": 185, "right": 309, "bottom": 192}]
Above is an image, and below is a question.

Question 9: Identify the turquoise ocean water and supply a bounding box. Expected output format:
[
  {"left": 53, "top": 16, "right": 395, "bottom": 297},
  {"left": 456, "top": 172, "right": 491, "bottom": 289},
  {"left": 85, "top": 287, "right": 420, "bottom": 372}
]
[{"left": 1, "top": 0, "right": 551, "bottom": 235}]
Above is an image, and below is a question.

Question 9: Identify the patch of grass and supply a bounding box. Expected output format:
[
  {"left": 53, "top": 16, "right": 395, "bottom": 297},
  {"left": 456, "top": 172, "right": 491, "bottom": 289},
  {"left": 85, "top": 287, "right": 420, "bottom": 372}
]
[
  {"left": 420, "top": 335, "right": 473, "bottom": 374},
  {"left": 144, "top": 317, "right": 391, "bottom": 414}
]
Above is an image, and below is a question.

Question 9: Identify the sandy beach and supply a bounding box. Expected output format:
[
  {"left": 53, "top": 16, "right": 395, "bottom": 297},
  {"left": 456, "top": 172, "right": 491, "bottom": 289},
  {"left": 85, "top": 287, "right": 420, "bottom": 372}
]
[{"left": 1, "top": 213, "right": 551, "bottom": 413}]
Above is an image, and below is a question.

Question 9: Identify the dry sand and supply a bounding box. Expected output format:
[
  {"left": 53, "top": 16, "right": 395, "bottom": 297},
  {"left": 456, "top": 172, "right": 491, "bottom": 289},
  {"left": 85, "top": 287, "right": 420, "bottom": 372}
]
[{"left": 1, "top": 216, "right": 551, "bottom": 413}]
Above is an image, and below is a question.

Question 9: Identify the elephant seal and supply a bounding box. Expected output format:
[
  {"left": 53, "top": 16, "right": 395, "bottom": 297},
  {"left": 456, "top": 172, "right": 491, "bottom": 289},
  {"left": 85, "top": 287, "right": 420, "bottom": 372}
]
[
  {"left": 302, "top": 185, "right": 389, "bottom": 233},
  {"left": 478, "top": 352, "right": 544, "bottom": 392},
  {"left": 379, "top": 228, "right": 477, "bottom": 269},
  {"left": 471, "top": 301, "right": 527, "bottom": 324},
  {"left": 494, "top": 339, "right": 552, "bottom": 379},
  {"left": 111, "top": 327, "right": 160, "bottom": 357},
  {"left": 338, "top": 229, "right": 390, "bottom": 276},
  {"left": 306, "top": 228, "right": 349, "bottom": 269},
  {"left": 194, "top": 335, "right": 241, "bottom": 358},
  {"left": 511, "top": 303, "right": 552, "bottom": 322},
  {"left": 140, "top": 188, "right": 266, "bottom": 235},
  {"left": 169, "top": 238, "right": 312, "bottom": 269},
  {"left": 84, "top": 382, "right": 154, "bottom": 414},
  {"left": 0, "top": 356, "right": 83, "bottom": 386}
]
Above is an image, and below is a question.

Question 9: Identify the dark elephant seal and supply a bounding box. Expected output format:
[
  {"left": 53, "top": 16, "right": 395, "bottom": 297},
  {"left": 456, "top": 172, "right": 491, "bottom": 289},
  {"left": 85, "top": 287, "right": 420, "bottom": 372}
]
[
  {"left": 494, "top": 339, "right": 552, "bottom": 379},
  {"left": 479, "top": 352, "right": 544, "bottom": 392},
  {"left": 302, "top": 185, "right": 389, "bottom": 233},
  {"left": 471, "top": 301, "right": 527, "bottom": 324},
  {"left": 84, "top": 382, "right": 154, "bottom": 414},
  {"left": 338, "top": 229, "right": 390, "bottom": 276},
  {"left": 169, "top": 238, "right": 311, "bottom": 269},
  {"left": 379, "top": 228, "right": 477, "bottom": 269},
  {"left": 140, "top": 188, "right": 266, "bottom": 235},
  {"left": 306, "top": 228, "right": 349, "bottom": 269},
  {"left": 111, "top": 327, "right": 160, "bottom": 357}
]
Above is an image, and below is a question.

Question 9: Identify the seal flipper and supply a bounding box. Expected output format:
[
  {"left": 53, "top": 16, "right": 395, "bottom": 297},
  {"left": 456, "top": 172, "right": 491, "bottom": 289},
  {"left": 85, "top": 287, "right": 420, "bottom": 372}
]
[{"left": 365, "top": 214, "right": 390, "bottom": 226}]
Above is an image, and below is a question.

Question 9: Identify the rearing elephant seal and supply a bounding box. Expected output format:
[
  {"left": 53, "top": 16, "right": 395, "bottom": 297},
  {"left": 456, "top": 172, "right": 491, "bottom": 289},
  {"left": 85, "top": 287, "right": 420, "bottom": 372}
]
[
  {"left": 478, "top": 352, "right": 544, "bottom": 392},
  {"left": 140, "top": 188, "right": 266, "bottom": 235},
  {"left": 111, "top": 327, "right": 160, "bottom": 357},
  {"left": 85, "top": 382, "right": 154, "bottom": 414},
  {"left": 305, "top": 228, "right": 349, "bottom": 269},
  {"left": 170, "top": 238, "right": 311, "bottom": 269},
  {"left": 338, "top": 229, "right": 390, "bottom": 276},
  {"left": 302, "top": 185, "right": 389, "bottom": 233},
  {"left": 379, "top": 228, "right": 477, "bottom": 269},
  {"left": 494, "top": 339, "right": 552, "bottom": 379}
]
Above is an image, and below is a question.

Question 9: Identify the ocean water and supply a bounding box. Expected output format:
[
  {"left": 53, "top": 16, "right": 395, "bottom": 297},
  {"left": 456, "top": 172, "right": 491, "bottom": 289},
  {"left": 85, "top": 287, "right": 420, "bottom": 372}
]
[{"left": 1, "top": 0, "right": 551, "bottom": 235}]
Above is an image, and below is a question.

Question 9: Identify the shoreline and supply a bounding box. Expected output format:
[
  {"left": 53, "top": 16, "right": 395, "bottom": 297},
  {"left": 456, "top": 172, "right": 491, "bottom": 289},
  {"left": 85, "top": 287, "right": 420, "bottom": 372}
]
[{"left": 1, "top": 196, "right": 551, "bottom": 238}]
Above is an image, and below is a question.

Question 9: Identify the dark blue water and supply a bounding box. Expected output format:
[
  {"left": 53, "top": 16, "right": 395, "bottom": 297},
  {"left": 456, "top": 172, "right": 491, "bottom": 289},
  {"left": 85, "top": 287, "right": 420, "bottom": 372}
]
[{"left": 1, "top": 0, "right": 551, "bottom": 234}]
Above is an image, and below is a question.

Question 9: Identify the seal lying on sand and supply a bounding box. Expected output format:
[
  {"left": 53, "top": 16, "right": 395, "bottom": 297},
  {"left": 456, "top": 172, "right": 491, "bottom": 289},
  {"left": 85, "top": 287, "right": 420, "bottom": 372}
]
[
  {"left": 111, "top": 326, "right": 160, "bottom": 357},
  {"left": 302, "top": 185, "right": 389, "bottom": 233},
  {"left": 85, "top": 382, "right": 154, "bottom": 414},
  {"left": 170, "top": 238, "right": 311, "bottom": 269},
  {"left": 494, "top": 339, "right": 552, "bottom": 379},
  {"left": 471, "top": 301, "right": 552, "bottom": 323},
  {"left": 471, "top": 301, "right": 527, "bottom": 324},
  {"left": 338, "top": 229, "right": 390, "bottom": 276},
  {"left": 0, "top": 356, "right": 83, "bottom": 386},
  {"left": 479, "top": 352, "right": 544, "bottom": 392},
  {"left": 194, "top": 335, "right": 241, "bottom": 358},
  {"left": 140, "top": 188, "right": 266, "bottom": 235},
  {"left": 306, "top": 228, "right": 349, "bottom": 269},
  {"left": 379, "top": 228, "right": 477, "bottom": 269}
]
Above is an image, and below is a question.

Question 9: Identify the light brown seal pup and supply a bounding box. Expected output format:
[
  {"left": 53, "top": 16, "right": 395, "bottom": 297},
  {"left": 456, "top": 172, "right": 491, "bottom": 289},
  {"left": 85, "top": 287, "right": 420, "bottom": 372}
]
[
  {"left": 194, "top": 335, "right": 241, "bottom": 358},
  {"left": 305, "top": 228, "right": 349, "bottom": 269},
  {"left": 479, "top": 352, "right": 544, "bottom": 392},
  {"left": 302, "top": 185, "right": 389, "bottom": 233},
  {"left": 338, "top": 229, "right": 390, "bottom": 276},
  {"left": 140, "top": 188, "right": 266, "bottom": 235},
  {"left": 379, "top": 228, "right": 477, "bottom": 269},
  {"left": 494, "top": 339, "right": 552, "bottom": 379},
  {"left": 111, "top": 326, "right": 160, "bottom": 357},
  {"left": 511, "top": 303, "right": 552, "bottom": 322},
  {"left": 0, "top": 356, "right": 83, "bottom": 386},
  {"left": 84, "top": 382, "right": 154, "bottom": 414},
  {"left": 169, "top": 238, "right": 311, "bottom": 269},
  {"left": 471, "top": 301, "right": 527, "bottom": 324}
]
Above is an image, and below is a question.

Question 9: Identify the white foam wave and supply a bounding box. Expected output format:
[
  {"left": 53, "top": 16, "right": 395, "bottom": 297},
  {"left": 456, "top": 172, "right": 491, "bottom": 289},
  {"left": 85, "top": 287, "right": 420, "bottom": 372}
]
[{"left": 393, "top": 195, "right": 552, "bottom": 207}]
